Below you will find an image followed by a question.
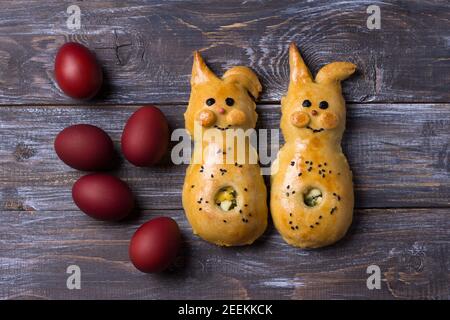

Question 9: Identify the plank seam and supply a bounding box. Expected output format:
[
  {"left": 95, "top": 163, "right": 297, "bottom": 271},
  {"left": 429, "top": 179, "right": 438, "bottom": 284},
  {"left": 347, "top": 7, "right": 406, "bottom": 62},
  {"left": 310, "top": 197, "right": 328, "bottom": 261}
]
[
  {"left": 0, "top": 102, "right": 450, "bottom": 108},
  {"left": 2, "top": 206, "right": 449, "bottom": 213}
]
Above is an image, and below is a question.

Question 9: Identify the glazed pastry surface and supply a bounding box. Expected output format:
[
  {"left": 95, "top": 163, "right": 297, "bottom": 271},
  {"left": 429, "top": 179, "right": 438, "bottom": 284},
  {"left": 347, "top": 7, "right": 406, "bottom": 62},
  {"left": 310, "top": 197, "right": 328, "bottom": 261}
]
[
  {"left": 182, "top": 52, "right": 267, "bottom": 246},
  {"left": 271, "top": 43, "right": 356, "bottom": 248}
]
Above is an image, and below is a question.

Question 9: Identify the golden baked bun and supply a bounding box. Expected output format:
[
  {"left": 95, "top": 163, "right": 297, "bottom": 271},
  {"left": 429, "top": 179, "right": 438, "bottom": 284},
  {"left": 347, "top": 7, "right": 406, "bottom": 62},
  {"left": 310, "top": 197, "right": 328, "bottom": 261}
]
[
  {"left": 182, "top": 52, "right": 268, "bottom": 246},
  {"left": 271, "top": 43, "right": 356, "bottom": 248}
]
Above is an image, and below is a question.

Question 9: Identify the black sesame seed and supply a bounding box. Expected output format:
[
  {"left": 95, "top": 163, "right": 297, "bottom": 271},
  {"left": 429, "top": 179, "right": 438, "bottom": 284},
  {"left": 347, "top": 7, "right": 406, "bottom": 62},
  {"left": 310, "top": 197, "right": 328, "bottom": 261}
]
[
  {"left": 199, "top": 208, "right": 202, "bottom": 211},
  {"left": 289, "top": 221, "right": 292, "bottom": 224},
  {"left": 318, "top": 164, "right": 322, "bottom": 167},
  {"left": 310, "top": 225, "right": 314, "bottom": 228},
  {"left": 223, "top": 220, "right": 227, "bottom": 223},
  {"left": 244, "top": 188, "right": 248, "bottom": 192},
  {"left": 292, "top": 191, "right": 296, "bottom": 194},
  {"left": 244, "top": 204, "right": 248, "bottom": 207},
  {"left": 291, "top": 227, "right": 295, "bottom": 230},
  {"left": 239, "top": 210, "right": 242, "bottom": 213},
  {"left": 286, "top": 192, "right": 289, "bottom": 197},
  {"left": 295, "top": 226, "right": 299, "bottom": 230},
  {"left": 316, "top": 222, "right": 319, "bottom": 225},
  {"left": 298, "top": 173, "right": 302, "bottom": 177},
  {"left": 302, "top": 99, "right": 311, "bottom": 108},
  {"left": 319, "top": 216, "right": 322, "bottom": 219},
  {"left": 333, "top": 193, "right": 336, "bottom": 196},
  {"left": 290, "top": 161, "right": 295, "bottom": 166},
  {"left": 206, "top": 98, "right": 215, "bottom": 106},
  {"left": 205, "top": 201, "right": 209, "bottom": 203},
  {"left": 322, "top": 174, "right": 325, "bottom": 178},
  {"left": 305, "top": 161, "right": 310, "bottom": 164},
  {"left": 289, "top": 213, "right": 293, "bottom": 217},
  {"left": 308, "top": 167, "right": 312, "bottom": 172},
  {"left": 287, "top": 185, "right": 290, "bottom": 189},
  {"left": 324, "top": 162, "right": 327, "bottom": 166},
  {"left": 191, "top": 185, "right": 195, "bottom": 188}
]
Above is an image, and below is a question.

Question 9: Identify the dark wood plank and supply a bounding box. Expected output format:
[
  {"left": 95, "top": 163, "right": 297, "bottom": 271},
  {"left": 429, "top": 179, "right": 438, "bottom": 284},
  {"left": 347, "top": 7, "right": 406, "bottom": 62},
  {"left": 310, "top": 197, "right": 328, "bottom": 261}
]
[
  {"left": 1, "top": 104, "right": 449, "bottom": 211},
  {"left": 0, "top": 0, "right": 449, "bottom": 104},
  {"left": 0, "top": 208, "right": 448, "bottom": 299}
]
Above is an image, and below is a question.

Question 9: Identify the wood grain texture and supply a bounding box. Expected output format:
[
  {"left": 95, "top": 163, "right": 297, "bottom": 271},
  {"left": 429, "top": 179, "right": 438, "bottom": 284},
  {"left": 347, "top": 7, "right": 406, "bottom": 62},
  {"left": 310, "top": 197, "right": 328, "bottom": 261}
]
[
  {"left": 0, "top": 0, "right": 449, "bottom": 105},
  {"left": 0, "top": 104, "right": 449, "bottom": 212},
  {"left": 0, "top": 208, "right": 449, "bottom": 300}
]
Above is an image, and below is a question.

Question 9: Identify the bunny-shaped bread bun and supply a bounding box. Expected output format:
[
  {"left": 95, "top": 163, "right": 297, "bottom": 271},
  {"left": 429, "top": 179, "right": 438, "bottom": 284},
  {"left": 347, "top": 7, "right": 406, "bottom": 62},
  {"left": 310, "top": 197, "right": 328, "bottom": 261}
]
[
  {"left": 182, "top": 52, "right": 268, "bottom": 246},
  {"left": 271, "top": 43, "right": 356, "bottom": 248}
]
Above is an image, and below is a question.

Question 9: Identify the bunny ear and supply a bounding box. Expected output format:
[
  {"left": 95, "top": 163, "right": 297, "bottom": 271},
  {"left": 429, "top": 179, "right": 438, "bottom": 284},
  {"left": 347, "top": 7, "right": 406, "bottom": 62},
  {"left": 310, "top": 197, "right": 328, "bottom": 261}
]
[
  {"left": 191, "top": 51, "right": 219, "bottom": 86},
  {"left": 223, "top": 66, "right": 262, "bottom": 100},
  {"left": 289, "top": 43, "right": 313, "bottom": 84},
  {"left": 315, "top": 62, "right": 356, "bottom": 84}
]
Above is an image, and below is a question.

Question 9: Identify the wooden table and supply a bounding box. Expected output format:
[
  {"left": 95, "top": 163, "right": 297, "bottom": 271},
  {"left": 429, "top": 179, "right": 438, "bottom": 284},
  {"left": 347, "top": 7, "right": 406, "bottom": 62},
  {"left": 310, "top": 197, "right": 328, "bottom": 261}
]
[{"left": 0, "top": 1, "right": 449, "bottom": 300}]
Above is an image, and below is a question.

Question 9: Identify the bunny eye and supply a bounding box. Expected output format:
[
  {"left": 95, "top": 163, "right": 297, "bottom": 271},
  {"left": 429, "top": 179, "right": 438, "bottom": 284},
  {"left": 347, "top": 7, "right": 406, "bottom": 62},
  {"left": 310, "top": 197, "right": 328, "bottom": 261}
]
[
  {"left": 206, "top": 98, "right": 216, "bottom": 106},
  {"left": 302, "top": 100, "right": 311, "bottom": 108},
  {"left": 225, "top": 97, "right": 235, "bottom": 106},
  {"left": 319, "top": 101, "right": 329, "bottom": 109}
]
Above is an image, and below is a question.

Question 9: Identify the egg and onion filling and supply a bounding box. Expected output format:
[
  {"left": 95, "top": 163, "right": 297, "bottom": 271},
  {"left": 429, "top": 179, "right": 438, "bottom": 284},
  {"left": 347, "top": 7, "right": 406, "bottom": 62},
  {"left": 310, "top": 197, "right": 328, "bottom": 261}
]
[
  {"left": 215, "top": 186, "right": 237, "bottom": 211},
  {"left": 304, "top": 188, "right": 323, "bottom": 207}
]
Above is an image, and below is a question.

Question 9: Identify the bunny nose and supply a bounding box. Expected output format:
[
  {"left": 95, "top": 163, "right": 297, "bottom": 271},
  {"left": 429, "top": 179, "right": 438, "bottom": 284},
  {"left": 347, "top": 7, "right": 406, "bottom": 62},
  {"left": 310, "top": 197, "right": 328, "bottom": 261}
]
[
  {"left": 218, "top": 107, "right": 226, "bottom": 114},
  {"left": 311, "top": 110, "right": 318, "bottom": 116}
]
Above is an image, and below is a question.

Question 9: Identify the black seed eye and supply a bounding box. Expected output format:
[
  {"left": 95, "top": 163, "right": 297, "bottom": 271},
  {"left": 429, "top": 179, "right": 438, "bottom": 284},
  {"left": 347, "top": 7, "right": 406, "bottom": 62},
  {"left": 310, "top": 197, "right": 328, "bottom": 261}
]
[
  {"left": 225, "top": 97, "right": 234, "bottom": 106},
  {"left": 302, "top": 100, "right": 311, "bottom": 107},
  {"left": 319, "top": 101, "right": 329, "bottom": 109},
  {"left": 206, "top": 98, "right": 215, "bottom": 106}
]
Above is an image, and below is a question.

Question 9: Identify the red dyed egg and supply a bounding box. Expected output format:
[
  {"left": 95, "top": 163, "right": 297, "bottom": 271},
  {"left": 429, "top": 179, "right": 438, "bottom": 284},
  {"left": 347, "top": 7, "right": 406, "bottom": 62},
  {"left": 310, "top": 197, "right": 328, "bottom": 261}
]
[
  {"left": 129, "top": 217, "right": 181, "bottom": 273},
  {"left": 54, "top": 124, "right": 114, "bottom": 171},
  {"left": 121, "top": 106, "right": 169, "bottom": 166},
  {"left": 55, "top": 42, "right": 103, "bottom": 99},
  {"left": 72, "top": 173, "right": 134, "bottom": 221}
]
